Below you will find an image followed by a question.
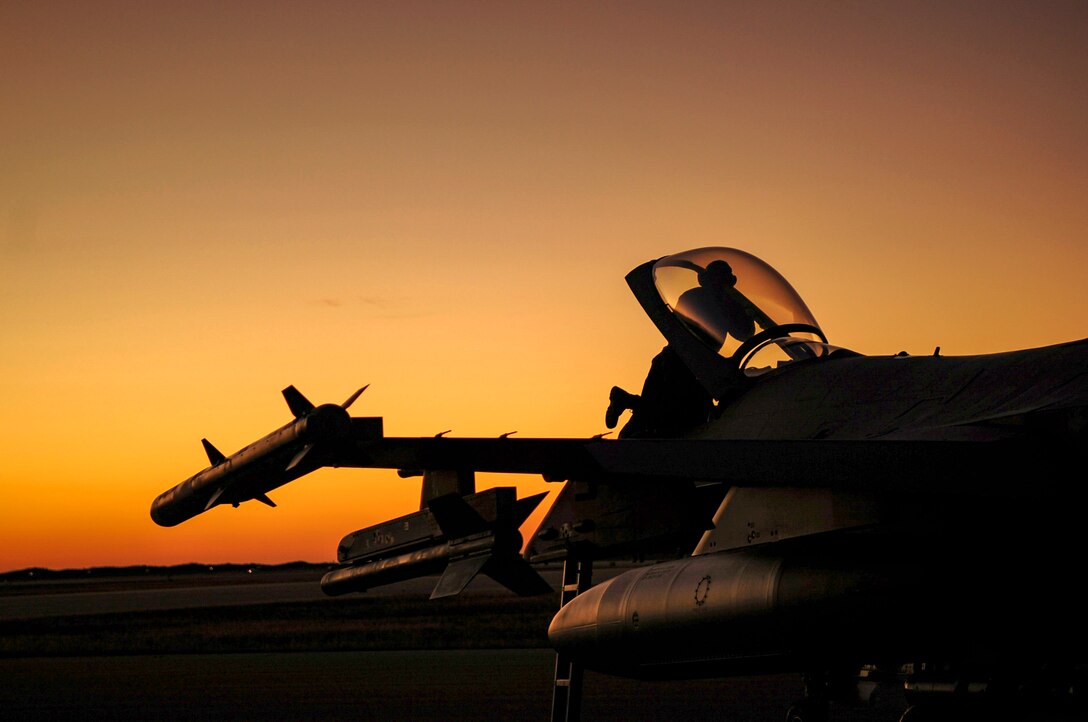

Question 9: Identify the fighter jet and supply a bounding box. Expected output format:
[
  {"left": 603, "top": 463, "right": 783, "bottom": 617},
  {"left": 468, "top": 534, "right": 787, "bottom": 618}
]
[{"left": 151, "top": 247, "right": 1087, "bottom": 722}]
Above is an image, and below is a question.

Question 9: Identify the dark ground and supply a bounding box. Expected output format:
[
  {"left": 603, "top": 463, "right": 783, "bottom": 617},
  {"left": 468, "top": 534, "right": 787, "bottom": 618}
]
[
  {"left": 0, "top": 651, "right": 816, "bottom": 721},
  {"left": 0, "top": 564, "right": 900, "bottom": 721}
]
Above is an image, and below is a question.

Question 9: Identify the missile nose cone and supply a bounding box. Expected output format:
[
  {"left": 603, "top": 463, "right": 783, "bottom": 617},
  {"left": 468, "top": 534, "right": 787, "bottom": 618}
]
[
  {"left": 149, "top": 500, "right": 166, "bottom": 526},
  {"left": 149, "top": 492, "right": 180, "bottom": 527}
]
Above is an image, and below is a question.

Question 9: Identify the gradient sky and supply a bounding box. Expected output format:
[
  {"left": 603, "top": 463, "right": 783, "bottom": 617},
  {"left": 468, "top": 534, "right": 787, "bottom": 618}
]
[{"left": 2, "top": 1, "right": 1086, "bottom": 572}]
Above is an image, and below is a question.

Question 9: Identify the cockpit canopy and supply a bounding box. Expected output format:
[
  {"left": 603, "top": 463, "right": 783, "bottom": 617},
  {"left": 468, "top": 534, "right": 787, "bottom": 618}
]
[{"left": 651, "top": 248, "right": 834, "bottom": 376}]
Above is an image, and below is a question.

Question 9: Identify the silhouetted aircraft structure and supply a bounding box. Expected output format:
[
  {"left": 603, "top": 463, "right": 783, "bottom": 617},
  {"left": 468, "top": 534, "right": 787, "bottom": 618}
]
[{"left": 151, "top": 248, "right": 1087, "bottom": 722}]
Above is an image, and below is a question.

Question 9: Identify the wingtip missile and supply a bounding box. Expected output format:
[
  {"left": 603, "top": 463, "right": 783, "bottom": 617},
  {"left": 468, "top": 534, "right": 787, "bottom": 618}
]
[{"left": 151, "top": 386, "right": 357, "bottom": 527}]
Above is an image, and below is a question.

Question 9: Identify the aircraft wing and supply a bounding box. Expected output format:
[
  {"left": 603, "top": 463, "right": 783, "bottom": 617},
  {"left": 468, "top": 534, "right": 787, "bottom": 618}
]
[
  {"left": 152, "top": 385, "right": 1077, "bottom": 531},
  {"left": 337, "top": 431, "right": 1070, "bottom": 497},
  {"left": 337, "top": 429, "right": 605, "bottom": 481}
]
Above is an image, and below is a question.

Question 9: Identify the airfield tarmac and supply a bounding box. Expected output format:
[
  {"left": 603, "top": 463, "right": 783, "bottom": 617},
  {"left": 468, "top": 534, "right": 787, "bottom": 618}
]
[
  {"left": 0, "top": 565, "right": 902, "bottom": 721},
  {"left": 1, "top": 651, "right": 813, "bottom": 721}
]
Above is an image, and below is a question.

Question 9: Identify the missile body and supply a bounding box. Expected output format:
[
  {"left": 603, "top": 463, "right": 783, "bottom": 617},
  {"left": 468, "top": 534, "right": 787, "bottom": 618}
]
[
  {"left": 150, "top": 401, "right": 352, "bottom": 527},
  {"left": 321, "top": 526, "right": 523, "bottom": 597},
  {"left": 322, "top": 487, "right": 552, "bottom": 599}
]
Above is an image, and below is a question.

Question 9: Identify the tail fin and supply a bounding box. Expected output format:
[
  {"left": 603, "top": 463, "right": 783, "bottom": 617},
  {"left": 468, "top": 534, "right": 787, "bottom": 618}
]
[
  {"left": 484, "top": 555, "right": 553, "bottom": 596},
  {"left": 430, "top": 553, "right": 553, "bottom": 599},
  {"left": 427, "top": 490, "right": 553, "bottom": 599},
  {"left": 201, "top": 438, "right": 227, "bottom": 466},
  {"left": 431, "top": 556, "right": 490, "bottom": 599},
  {"left": 282, "top": 385, "right": 315, "bottom": 419}
]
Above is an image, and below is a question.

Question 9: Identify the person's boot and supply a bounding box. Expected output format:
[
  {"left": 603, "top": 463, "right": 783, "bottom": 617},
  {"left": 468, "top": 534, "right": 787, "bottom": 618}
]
[{"left": 605, "top": 386, "right": 638, "bottom": 429}]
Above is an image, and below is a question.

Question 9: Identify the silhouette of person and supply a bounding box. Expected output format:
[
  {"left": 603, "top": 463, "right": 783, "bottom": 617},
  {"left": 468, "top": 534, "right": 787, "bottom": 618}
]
[
  {"left": 606, "top": 346, "right": 712, "bottom": 438},
  {"left": 604, "top": 260, "right": 761, "bottom": 437},
  {"left": 673, "top": 260, "right": 756, "bottom": 351}
]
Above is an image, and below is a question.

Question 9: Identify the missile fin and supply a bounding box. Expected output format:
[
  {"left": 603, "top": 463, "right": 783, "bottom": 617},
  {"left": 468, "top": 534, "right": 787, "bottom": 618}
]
[
  {"left": 204, "top": 485, "right": 227, "bottom": 512},
  {"left": 430, "top": 555, "right": 490, "bottom": 599},
  {"left": 427, "top": 493, "right": 488, "bottom": 538},
  {"left": 341, "top": 385, "right": 369, "bottom": 410},
  {"left": 510, "top": 491, "right": 549, "bottom": 529},
  {"left": 282, "top": 385, "right": 315, "bottom": 419},
  {"left": 483, "top": 555, "right": 554, "bottom": 597},
  {"left": 254, "top": 493, "right": 277, "bottom": 508},
  {"left": 201, "top": 438, "right": 227, "bottom": 466},
  {"left": 285, "top": 443, "right": 314, "bottom": 472}
]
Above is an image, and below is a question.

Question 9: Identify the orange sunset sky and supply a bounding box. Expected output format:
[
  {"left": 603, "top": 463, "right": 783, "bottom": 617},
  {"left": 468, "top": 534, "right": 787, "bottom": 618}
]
[{"left": 2, "top": 2, "right": 1086, "bottom": 572}]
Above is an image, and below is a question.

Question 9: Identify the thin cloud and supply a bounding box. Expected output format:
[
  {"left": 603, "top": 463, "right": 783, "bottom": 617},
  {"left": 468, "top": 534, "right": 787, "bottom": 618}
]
[{"left": 307, "top": 295, "right": 430, "bottom": 319}]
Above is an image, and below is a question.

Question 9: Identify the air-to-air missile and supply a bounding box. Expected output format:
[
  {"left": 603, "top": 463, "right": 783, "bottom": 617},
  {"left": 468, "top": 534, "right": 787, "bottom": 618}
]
[
  {"left": 151, "top": 386, "right": 549, "bottom": 598},
  {"left": 321, "top": 487, "right": 552, "bottom": 599},
  {"left": 150, "top": 385, "right": 370, "bottom": 527}
]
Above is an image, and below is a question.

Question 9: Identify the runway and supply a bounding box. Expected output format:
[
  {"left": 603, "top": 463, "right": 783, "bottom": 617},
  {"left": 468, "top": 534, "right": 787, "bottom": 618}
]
[
  {"left": 0, "top": 565, "right": 578, "bottom": 620},
  {"left": 0, "top": 578, "right": 326, "bottom": 620}
]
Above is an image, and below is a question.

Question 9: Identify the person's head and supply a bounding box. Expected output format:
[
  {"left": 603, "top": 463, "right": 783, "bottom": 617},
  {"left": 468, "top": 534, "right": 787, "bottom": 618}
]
[{"left": 699, "top": 260, "right": 737, "bottom": 289}]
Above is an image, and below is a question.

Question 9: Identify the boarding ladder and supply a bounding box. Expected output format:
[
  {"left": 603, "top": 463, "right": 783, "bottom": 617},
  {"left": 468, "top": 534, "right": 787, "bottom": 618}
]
[{"left": 550, "top": 551, "right": 594, "bottom": 722}]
